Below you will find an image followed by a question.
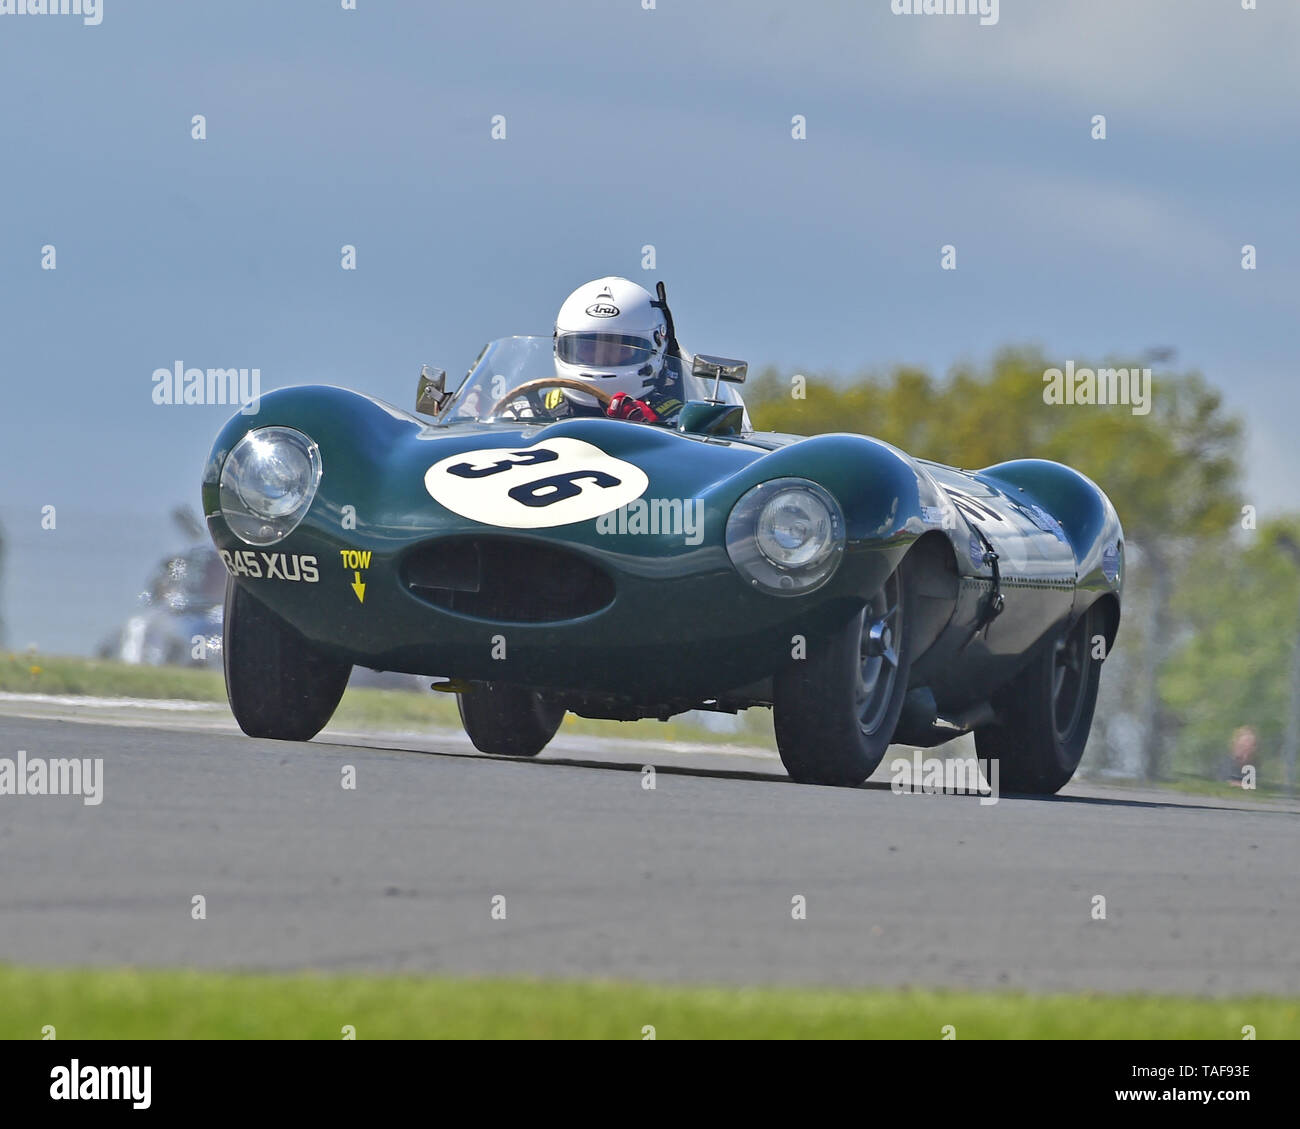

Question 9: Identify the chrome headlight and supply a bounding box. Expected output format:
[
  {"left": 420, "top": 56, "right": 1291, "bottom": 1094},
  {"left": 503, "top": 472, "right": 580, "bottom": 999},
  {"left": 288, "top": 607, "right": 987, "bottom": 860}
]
[
  {"left": 726, "top": 478, "right": 844, "bottom": 594},
  {"left": 218, "top": 427, "right": 322, "bottom": 546}
]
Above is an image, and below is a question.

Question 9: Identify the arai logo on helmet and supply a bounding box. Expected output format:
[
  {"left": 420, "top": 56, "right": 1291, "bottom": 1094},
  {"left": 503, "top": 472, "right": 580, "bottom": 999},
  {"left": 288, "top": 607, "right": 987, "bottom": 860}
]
[{"left": 584, "top": 286, "right": 620, "bottom": 318}]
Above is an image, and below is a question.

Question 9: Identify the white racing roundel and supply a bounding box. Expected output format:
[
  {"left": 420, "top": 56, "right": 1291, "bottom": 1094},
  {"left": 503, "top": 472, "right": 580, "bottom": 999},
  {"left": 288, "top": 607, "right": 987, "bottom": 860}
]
[{"left": 423, "top": 437, "right": 649, "bottom": 529}]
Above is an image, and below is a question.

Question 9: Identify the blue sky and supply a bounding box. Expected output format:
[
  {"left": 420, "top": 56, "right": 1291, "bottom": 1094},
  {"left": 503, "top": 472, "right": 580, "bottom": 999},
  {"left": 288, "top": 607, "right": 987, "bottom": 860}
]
[{"left": 1, "top": 0, "right": 1297, "bottom": 652}]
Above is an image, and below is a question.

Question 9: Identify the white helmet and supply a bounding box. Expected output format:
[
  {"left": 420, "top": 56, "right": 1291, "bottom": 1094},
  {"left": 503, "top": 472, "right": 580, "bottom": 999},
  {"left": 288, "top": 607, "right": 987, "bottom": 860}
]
[{"left": 553, "top": 277, "right": 669, "bottom": 406}]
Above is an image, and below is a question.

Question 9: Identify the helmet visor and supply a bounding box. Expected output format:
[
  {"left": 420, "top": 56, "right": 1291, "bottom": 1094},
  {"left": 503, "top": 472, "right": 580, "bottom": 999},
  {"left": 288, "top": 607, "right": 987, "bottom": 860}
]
[{"left": 555, "top": 332, "right": 656, "bottom": 370}]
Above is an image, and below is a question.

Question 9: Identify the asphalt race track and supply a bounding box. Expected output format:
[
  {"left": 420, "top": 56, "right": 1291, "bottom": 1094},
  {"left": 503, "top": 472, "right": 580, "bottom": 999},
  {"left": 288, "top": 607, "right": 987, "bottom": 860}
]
[{"left": 1, "top": 708, "right": 1298, "bottom": 995}]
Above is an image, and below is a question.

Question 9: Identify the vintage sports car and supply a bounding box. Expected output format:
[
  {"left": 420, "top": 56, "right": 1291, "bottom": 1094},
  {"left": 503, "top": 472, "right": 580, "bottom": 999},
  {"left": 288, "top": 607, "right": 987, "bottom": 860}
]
[{"left": 202, "top": 336, "right": 1123, "bottom": 793}]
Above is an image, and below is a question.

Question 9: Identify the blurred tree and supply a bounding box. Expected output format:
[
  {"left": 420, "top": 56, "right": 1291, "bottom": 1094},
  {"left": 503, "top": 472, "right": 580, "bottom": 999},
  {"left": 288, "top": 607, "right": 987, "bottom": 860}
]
[{"left": 1162, "top": 520, "right": 1300, "bottom": 788}]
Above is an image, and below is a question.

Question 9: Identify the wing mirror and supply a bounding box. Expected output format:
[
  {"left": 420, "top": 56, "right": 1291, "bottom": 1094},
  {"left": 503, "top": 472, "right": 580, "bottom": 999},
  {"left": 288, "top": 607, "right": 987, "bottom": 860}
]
[
  {"left": 691, "top": 354, "right": 748, "bottom": 403},
  {"left": 416, "top": 364, "right": 451, "bottom": 416}
]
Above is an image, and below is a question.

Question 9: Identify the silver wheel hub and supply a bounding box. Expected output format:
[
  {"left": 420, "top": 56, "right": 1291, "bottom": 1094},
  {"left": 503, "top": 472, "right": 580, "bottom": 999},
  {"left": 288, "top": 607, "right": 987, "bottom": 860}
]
[{"left": 856, "top": 573, "right": 903, "bottom": 735}]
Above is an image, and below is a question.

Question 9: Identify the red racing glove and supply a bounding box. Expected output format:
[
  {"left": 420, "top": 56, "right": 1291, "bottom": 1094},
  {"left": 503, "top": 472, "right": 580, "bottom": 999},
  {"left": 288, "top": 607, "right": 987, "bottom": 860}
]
[{"left": 605, "top": 392, "right": 660, "bottom": 424}]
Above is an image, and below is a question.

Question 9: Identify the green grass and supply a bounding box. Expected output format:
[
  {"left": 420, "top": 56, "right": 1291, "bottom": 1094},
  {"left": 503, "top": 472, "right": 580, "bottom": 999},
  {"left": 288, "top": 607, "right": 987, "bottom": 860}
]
[
  {"left": 0, "top": 652, "right": 776, "bottom": 749},
  {"left": 0, "top": 965, "right": 1293, "bottom": 1039},
  {"left": 1084, "top": 771, "right": 1297, "bottom": 803},
  {"left": 0, "top": 652, "right": 227, "bottom": 702}
]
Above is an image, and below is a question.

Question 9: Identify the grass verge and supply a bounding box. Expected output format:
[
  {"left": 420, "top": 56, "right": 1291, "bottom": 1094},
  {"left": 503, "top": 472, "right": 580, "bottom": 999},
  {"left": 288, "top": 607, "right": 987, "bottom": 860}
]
[{"left": 1, "top": 965, "right": 1293, "bottom": 1039}]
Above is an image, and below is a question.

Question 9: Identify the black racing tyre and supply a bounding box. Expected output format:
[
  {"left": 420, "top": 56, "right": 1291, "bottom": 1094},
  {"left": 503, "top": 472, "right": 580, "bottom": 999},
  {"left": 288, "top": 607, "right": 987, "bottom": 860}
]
[
  {"left": 773, "top": 562, "right": 914, "bottom": 786},
  {"left": 457, "top": 683, "right": 566, "bottom": 757},
  {"left": 974, "top": 604, "right": 1104, "bottom": 795},
  {"left": 222, "top": 577, "right": 352, "bottom": 741}
]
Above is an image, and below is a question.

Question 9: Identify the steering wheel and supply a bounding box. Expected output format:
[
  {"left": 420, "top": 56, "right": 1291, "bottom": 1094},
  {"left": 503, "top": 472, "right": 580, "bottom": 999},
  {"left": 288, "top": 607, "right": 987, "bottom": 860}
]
[{"left": 488, "top": 376, "right": 613, "bottom": 419}]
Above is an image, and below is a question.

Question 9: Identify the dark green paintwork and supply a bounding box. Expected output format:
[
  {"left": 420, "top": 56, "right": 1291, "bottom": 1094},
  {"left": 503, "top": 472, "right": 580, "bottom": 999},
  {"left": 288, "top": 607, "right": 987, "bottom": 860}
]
[{"left": 203, "top": 385, "right": 1123, "bottom": 713}]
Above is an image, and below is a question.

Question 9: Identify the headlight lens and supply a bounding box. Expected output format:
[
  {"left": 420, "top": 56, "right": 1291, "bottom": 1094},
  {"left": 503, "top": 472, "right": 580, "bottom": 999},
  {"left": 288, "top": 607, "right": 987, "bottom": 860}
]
[
  {"left": 219, "top": 427, "right": 322, "bottom": 546},
  {"left": 726, "top": 478, "right": 844, "bottom": 594}
]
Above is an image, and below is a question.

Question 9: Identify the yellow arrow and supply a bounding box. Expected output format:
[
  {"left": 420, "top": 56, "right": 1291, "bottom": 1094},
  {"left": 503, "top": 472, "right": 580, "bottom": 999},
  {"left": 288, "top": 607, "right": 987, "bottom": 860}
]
[{"left": 351, "top": 570, "right": 366, "bottom": 604}]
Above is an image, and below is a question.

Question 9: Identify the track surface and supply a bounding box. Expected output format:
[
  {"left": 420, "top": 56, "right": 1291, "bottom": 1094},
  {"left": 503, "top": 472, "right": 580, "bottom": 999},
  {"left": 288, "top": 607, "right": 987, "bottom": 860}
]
[{"left": 1, "top": 712, "right": 1297, "bottom": 995}]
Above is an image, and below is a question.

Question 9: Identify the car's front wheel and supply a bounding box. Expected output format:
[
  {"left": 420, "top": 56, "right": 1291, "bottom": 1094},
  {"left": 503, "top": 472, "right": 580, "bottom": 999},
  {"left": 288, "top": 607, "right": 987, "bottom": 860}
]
[
  {"left": 773, "top": 563, "right": 913, "bottom": 786},
  {"left": 457, "top": 683, "right": 565, "bottom": 757},
  {"left": 223, "top": 577, "right": 352, "bottom": 740},
  {"left": 974, "top": 604, "right": 1104, "bottom": 795}
]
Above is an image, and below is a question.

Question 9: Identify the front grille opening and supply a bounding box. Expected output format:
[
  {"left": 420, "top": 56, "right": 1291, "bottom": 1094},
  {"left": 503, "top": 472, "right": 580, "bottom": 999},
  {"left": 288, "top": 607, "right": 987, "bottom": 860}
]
[{"left": 403, "top": 537, "right": 615, "bottom": 623}]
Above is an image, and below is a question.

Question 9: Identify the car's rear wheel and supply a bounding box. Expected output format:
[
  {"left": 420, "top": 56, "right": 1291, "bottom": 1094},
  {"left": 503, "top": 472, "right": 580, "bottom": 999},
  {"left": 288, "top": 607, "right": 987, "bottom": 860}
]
[
  {"left": 223, "top": 577, "right": 352, "bottom": 740},
  {"left": 457, "top": 684, "right": 565, "bottom": 757},
  {"left": 773, "top": 562, "right": 913, "bottom": 786},
  {"left": 974, "top": 604, "right": 1103, "bottom": 795}
]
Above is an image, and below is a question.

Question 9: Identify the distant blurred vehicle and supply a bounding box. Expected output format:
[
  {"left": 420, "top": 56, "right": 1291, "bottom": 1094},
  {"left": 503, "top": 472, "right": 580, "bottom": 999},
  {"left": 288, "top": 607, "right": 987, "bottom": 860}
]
[
  {"left": 97, "top": 540, "right": 227, "bottom": 669},
  {"left": 97, "top": 508, "right": 224, "bottom": 668}
]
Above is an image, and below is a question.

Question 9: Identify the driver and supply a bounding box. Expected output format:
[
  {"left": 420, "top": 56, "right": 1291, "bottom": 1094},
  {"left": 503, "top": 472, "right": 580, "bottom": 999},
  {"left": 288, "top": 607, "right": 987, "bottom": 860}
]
[{"left": 548, "top": 276, "right": 686, "bottom": 424}]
